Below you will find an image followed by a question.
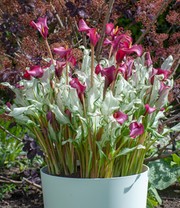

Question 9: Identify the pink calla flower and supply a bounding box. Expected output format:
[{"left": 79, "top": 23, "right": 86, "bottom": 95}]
[
  {"left": 30, "top": 17, "right": 48, "bottom": 39},
  {"left": 105, "top": 23, "right": 114, "bottom": 35},
  {"left": 87, "top": 28, "right": 100, "bottom": 47},
  {"left": 116, "top": 50, "right": 126, "bottom": 63},
  {"left": 69, "top": 78, "right": 86, "bottom": 100},
  {"left": 68, "top": 55, "right": 77, "bottom": 67},
  {"left": 113, "top": 34, "right": 133, "bottom": 52},
  {"left": 120, "top": 44, "right": 143, "bottom": 57},
  {"left": 129, "top": 122, "right": 144, "bottom": 138},
  {"left": 95, "top": 64, "right": 103, "bottom": 75},
  {"left": 116, "top": 45, "right": 142, "bottom": 64},
  {"left": 145, "top": 104, "right": 156, "bottom": 114},
  {"left": 101, "top": 65, "right": 116, "bottom": 87},
  {"left": 118, "top": 59, "right": 134, "bottom": 80},
  {"left": 24, "top": 66, "right": 44, "bottom": 79},
  {"left": 53, "top": 47, "right": 72, "bottom": 58},
  {"left": 150, "top": 68, "right": 170, "bottom": 84},
  {"left": 55, "top": 61, "right": 66, "bottom": 78},
  {"left": 156, "top": 68, "right": 170, "bottom": 80},
  {"left": 78, "top": 19, "right": 91, "bottom": 32},
  {"left": 113, "top": 111, "right": 128, "bottom": 125}
]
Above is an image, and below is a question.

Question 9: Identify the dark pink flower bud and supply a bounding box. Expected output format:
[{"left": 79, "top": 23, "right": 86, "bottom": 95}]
[
  {"left": 129, "top": 122, "right": 144, "bottom": 138},
  {"left": 145, "top": 104, "right": 156, "bottom": 114},
  {"left": 15, "top": 83, "right": 24, "bottom": 89},
  {"left": 103, "top": 38, "right": 112, "bottom": 45},
  {"left": 65, "top": 109, "right": 71, "bottom": 119},
  {"left": 78, "top": 19, "right": 91, "bottom": 32},
  {"left": 145, "top": 52, "right": 153, "bottom": 67},
  {"left": 46, "top": 111, "right": 53, "bottom": 123},
  {"left": 87, "top": 28, "right": 100, "bottom": 47},
  {"left": 113, "top": 111, "right": 128, "bottom": 125},
  {"left": 69, "top": 78, "right": 86, "bottom": 100},
  {"left": 105, "top": 23, "right": 114, "bottom": 35},
  {"left": 53, "top": 47, "right": 72, "bottom": 58},
  {"left": 95, "top": 64, "right": 103, "bottom": 75},
  {"left": 6, "top": 102, "right": 11, "bottom": 109},
  {"left": 23, "top": 71, "right": 31, "bottom": 80},
  {"left": 30, "top": 17, "right": 48, "bottom": 39},
  {"left": 101, "top": 65, "right": 116, "bottom": 87}
]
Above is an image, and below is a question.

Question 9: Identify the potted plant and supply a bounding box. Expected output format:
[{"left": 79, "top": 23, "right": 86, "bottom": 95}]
[{"left": 2, "top": 17, "right": 174, "bottom": 208}]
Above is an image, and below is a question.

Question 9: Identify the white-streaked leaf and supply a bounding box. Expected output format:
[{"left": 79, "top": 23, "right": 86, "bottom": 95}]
[
  {"left": 49, "top": 104, "right": 69, "bottom": 124},
  {"left": 161, "top": 55, "right": 174, "bottom": 70},
  {"left": 101, "top": 91, "right": 119, "bottom": 116}
]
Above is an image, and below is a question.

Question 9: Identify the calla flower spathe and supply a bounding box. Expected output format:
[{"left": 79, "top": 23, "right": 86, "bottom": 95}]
[
  {"left": 116, "top": 45, "right": 143, "bottom": 63},
  {"left": 30, "top": 17, "right": 48, "bottom": 39},
  {"left": 118, "top": 59, "right": 134, "bottom": 80},
  {"left": 105, "top": 23, "right": 115, "bottom": 35},
  {"left": 55, "top": 61, "right": 66, "bottom": 78},
  {"left": 78, "top": 19, "right": 100, "bottom": 47},
  {"left": 69, "top": 78, "right": 86, "bottom": 99},
  {"left": 96, "top": 65, "right": 116, "bottom": 87},
  {"left": 145, "top": 104, "right": 156, "bottom": 114},
  {"left": 23, "top": 66, "right": 44, "bottom": 80},
  {"left": 129, "top": 122, "right": 144, "bottom": 138},
  {"left": 87, "top": 28, "right": 100, "bottom": 47},
  {"left": 78, "top": 19, "right": 91, "bottom": 32},
  {"left": 113, "top": 111, "right": 128, "bottom": 125},
  {"left": 53, "top": 47, "right": 72, "bottom": 58}
]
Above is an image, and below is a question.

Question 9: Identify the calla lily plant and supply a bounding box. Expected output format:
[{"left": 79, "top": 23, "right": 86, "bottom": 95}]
[{"left": 3, "top": 17, "right": 174, "bottom": 178}]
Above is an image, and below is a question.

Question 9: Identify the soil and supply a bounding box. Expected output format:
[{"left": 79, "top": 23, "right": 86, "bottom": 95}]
[{"left": 0, "top": 167, "right": 179, "bottom": 208}]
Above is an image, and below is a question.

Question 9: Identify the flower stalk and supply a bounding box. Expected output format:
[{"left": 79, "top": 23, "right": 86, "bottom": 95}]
[{"left": 90, "top": 44, "right": 95, "bottom": 87}]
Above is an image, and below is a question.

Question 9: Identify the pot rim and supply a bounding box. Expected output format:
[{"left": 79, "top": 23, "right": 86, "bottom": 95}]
[{"left": 40, "top": 165, "right": 149, "bottom": 181}]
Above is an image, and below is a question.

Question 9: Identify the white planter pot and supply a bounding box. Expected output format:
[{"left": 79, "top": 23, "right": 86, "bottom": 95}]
[{"left": 41, "top": 165, "right": 149, "bottom": 208}]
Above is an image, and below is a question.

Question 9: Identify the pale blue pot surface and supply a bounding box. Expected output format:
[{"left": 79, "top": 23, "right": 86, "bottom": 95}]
[{"left": 41, "top": 165, "right": 149, "bottom": 208}]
